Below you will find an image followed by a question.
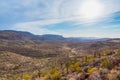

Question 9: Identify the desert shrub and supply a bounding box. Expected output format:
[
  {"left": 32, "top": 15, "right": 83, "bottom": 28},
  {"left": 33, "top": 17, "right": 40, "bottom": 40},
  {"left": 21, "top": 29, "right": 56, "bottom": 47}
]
[
  {"left": 100, "top": 57, "right": 113, "bottom": 69},
  {"left": 116, "top": 49, "right": 120, "bottom": 56},
  {"left": 12, "top": 75, "right": 19, "bottom": 80},
  {"left": 50, "top": 70, "right": 62, "bottom": 80},
  {"left": 69, "top": 62, "right": 81, "bottom": 73},
  {"left": 44, "top": 68, "right": 62, "bottom": 80},
  {"left": 82, "top": 66, "right": 90, "bottom": 72},
  {"left": 104, "top": 50, "right": 111, "bottom": 54},
  {"left": 41, "top": 70, "right": 49, "bottom": 77},
  {"left": 101, "top": 50, "right": 111, "bottom": 56},
  {"left": 71, "top": 58, "right": 77, "bottom": 64},
  {"left": 12, "top": 64, "right": 21, "bottom": 70},
  {"left": 87, "top": 67, "right": 97, "bottom": 74},
  {"left": 84, "top": 56, "right": 90, "bottom": 63},
  {"left": 84, "top": 56, "right": 96, "bottom": 65},
  {"left": 22, "top": 73, "right": 33, "bottom": 80}
]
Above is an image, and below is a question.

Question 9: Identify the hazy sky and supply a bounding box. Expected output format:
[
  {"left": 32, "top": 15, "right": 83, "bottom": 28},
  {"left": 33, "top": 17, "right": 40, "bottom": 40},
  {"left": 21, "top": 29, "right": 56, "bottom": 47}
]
[{"left": 0, "top": 0, "right": 120, "bottom": 38}]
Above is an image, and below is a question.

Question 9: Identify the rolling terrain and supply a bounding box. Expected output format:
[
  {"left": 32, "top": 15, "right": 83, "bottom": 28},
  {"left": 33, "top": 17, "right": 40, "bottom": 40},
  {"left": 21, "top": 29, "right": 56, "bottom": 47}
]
[{"left": 0, "top": 30, "right": 120, "bottom": 80}]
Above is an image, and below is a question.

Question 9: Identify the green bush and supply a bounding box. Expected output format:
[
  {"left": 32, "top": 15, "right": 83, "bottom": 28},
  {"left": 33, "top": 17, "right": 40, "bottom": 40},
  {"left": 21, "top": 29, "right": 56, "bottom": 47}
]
[
  {"left": 87, "top": 67, "right": 97, "bottom": 74},
  {"left": 22, "top": 73, "right": 33, "bottom": 80},
  {"left": 12, "top": 75, "right": 19, "bottom": 80},
  {"left": 69, "top": 62, "right": 81, "bottom": 73},
  {"left": 100, "top": 57, "right": 113, "bottom": 69},
  {"left": 50, "top": 70, "right": 62, "bottom": 80},
  {"left": 44, "top": 68, "right": 62, "bottom": 80},
  {"left": 104, "top": 50, "right": 111, "bottom": 54},
  {"left": 116, "top": 49, "right": 120, "bottom": 56}
]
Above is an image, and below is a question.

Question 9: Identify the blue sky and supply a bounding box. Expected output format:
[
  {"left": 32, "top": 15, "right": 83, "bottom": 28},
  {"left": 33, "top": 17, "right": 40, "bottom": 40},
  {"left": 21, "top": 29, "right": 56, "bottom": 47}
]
[{"left": 0, "top": 0, "right": 120, "bottom": 38}]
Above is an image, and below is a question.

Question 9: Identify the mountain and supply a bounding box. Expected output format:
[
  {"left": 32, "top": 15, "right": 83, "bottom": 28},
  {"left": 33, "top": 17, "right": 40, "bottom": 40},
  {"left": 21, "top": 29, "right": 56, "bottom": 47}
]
[
  {"left": 66, "top": 37, "right": 109, "bottom": 42},
  {"left": 0, "top": 30, "right": 35, "bottom": 40},
  {"left": 0, "top": 30, "right": 65, "bottom": 41},
  {"left": 0, "top": 30, "right": 110, "bottom": 42},
  {"left": 40, "top": 34, "right": 65, "bottom": 41},
  {"left": 106, "top": 38, "right": 120, "bottom": 43}
]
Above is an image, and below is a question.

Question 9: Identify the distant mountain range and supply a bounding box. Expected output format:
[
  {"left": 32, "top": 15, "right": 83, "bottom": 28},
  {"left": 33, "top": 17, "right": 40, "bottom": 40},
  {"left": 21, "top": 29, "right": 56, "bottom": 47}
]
[{"left": 0, "top": 30, "right": 119, "bottom": 42}]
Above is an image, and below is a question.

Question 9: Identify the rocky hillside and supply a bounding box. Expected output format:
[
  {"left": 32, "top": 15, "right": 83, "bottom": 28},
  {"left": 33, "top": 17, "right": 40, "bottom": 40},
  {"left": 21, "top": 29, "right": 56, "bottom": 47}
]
[
  {"left": 0, "top": 30, "right": 120, "bottom": 80},
  {"left": 35, "top": 49, "right": 120, "bottom": 80}
]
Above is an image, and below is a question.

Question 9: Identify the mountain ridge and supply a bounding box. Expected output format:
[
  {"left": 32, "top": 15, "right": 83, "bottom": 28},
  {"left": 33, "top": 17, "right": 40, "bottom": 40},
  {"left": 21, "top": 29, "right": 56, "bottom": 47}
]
[{"left": 0, "top": 30, "right": 116, "bottom": 42}]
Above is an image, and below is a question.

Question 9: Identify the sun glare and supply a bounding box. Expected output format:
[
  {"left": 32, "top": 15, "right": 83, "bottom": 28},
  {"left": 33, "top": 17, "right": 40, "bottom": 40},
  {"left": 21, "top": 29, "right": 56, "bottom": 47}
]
[{"left": 80, "top": 0, "right": 104, "bottom": 21}]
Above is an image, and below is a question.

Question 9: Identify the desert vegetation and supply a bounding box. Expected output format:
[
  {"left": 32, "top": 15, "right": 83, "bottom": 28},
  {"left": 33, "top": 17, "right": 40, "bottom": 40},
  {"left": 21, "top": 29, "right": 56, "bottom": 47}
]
[{"left": 0, "top": 30, "right": 120, "bottom": 80}]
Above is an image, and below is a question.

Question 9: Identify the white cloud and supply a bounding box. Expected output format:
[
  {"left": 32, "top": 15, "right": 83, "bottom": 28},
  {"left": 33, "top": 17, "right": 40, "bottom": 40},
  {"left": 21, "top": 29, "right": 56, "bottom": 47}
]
[
  {"left": 1, "top": 0, "right": 120, "bottom": 22},
  {"left": 1, "top": 0, "right": 120, "bottom": 37}
]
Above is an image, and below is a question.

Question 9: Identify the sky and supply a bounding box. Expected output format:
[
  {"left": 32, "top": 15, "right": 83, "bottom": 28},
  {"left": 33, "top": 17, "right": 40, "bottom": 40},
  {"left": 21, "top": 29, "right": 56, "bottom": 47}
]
[{"left": 0, "top": 0, "right": 120, "bottom": 38}]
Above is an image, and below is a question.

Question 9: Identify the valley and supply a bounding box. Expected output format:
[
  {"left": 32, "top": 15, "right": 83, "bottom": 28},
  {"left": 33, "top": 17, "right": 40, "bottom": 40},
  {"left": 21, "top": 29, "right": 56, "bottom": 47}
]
[{"left": 0, "top": 30, "right": 120, "bottom": 80}]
